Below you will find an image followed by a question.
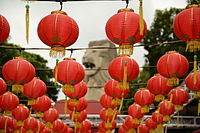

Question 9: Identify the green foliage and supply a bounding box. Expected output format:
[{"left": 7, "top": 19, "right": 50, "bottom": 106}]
[
  {"left": 0, "top": 42, "right": 59, "bottom": 102},
  {"left": 187, "top": 0, "right": 200, "bottom": 4}
]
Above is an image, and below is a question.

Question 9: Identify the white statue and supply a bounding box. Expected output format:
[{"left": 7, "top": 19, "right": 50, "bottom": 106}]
[{"left": 82, "top": 40, "right": 117, "bottom": 101}]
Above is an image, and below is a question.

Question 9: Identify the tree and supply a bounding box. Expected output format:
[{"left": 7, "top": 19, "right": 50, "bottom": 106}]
[{"left": 0, "top": 42, "right": 59, "bottom": 101}]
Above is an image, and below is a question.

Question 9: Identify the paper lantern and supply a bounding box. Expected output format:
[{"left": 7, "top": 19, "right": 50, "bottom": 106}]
[
  {"left": 0, "top": 78, "right": 7, "bottom": 95},
  {"left": 2, "top": 57, "right": 35, "bottom": 93},
  {"left": 100, "top": 108, "right": 117, "bottom": 122},
  {"left": 100, "top": 94, "right": 121, "bottom": 109},
  {"left": 134, "top": 88, "right": 155, "bottom": 113},
  {"left": 42, "top": 108, "right": 59, "bottom": 128},
  {"left": 173, "top": 5, "right": 200, "bottom": 52},
  {"left": 124, "top": 116, "right": 140, "bottom": 129},
  {"left": 38, "top": 10, "right": 79, "bottom": 58},
  {"left": 105, "top": 8, "right": 147, "bottom": 56},
  {"left": 23, "top": 117, "right": 38, "bottom": 133},
  {"left": 0, "top": 15, "right": 10, "bottom": 43},
  {"left": 147, "top": 74, "right": 173, "bottom": 102},
  {"left": 128, "top": 103, "right": 144, "bottom": 124},
  {"left": 0, "top": 115, "right": 12, "bottom": 132},
  {"left": 157, "top": 51, "right": 189, "bottom": 86},
  {"left": 76, "top": 120, "right": 91, "bottom": 133},
  {"left": 70, "top": 110, "right": 87, "bottom": 122},
  {"left": 145, "top": 118, "right": 157, "bottom": 133},
  {"left": 138, "top": 124, "right": 150, "bottom": 133},
  {"left": 67, "top": 98, "right": 88, "bottom": 112},
  {"left": 101, "top": 120, "right": 117, "bottom": 131},
  {"left": 23, "top": 77, "right": 47, "bottom": 105},
  {"left": 108, "top": 56, "right": 139, "bottom": 90},
  {"left": 52, "top": 119, "right": 65, "bottom": 132}
]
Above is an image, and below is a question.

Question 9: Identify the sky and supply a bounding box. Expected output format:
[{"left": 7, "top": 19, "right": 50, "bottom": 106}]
[{"left": 0, "top": 0, "right": 187, "bottom": 100}]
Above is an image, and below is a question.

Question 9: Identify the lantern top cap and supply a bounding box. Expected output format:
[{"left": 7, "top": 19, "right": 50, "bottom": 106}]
[
  {"left": 15, "top": 57, "right": 26, "bottom": 60},
  {"left": 63, "top": 58, "right": 76, "bottom": 61},
  {"left": 118, "top": 8, "right": 134, "bottom": 13},
  {"left": 186, "top": 4, "right": 200, "bottom": 9},
  {"left": 166, "top": 51, "right": 178, "bottom": 54},
  {"left": 139, "top": 88, "right": 147, "bottom": 90},
  {"left": 51, "top": 10, "right": 67, "bottom": 15},
  {"left": 154, "top": 73, "right": 160, "bottom": 76}
]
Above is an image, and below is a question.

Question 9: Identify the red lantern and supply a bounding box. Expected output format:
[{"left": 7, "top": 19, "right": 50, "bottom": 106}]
[
  {"left": 54, "top": 58, "right": 84, "bottom": 93},
  {"left": 9, "top": 119, "right": 21, "bottom": 132},
  {"left": 101, "top": 120, "right": 117, "bottom": 131},
  {"left": 147, "top": 74, "right": 173, "bottom": 102},
  {"left": 168, "top": 87, "right": 189, "bottom": 111},
  {"left": 100, "top": 94, "right": 121, "bottom": 109},
  {"left": 2, "top": 57, "right": 35, "bottom": 93},
  {"left": 0, "top": 92, "right": 19, "bottom": 114},
  {"left": 42, "top": 108, "right": 59, "bottom": 128},
  {"left": 105, "top": 8, "right": 147, "bottom": 56},
  {"left": 104, "top": 79, "right": 130, "bottom": 98},
  {"left": 76, "top": 120, "right": 91, "bottom": 133},
  {"left": 0, "top": 15, "right": 10, "bottom": 43},
  {"left": 37, "top": 121, "right": 45, "bottom": 132},
  {"left": 64, "top": 81, "right": 87, "bottom": 99},
  {"left": 138, "top": 124, "right": 150, "bottom": 133},
  {"left": 41, "top": 127, "right": 51, "bottom": 133},
  {"left": 67, "top": 98, "right": 88, "bottom": 112},
  {"left": 23, "top": 77, "right": 47, "bottom": 105},
  {"left": 31, "top": 95, "right": 51, "bottom": 117},
  {"left": 0, "top": 115, "right": 12, "bottom": 132},
  {"left": 145, "top": 118, "right": 157, "bottom": 132},
  {"left": 134, "top": 88, "right": 155, "bottom": 113},
  {"left": 60, "top": 124, "right": 69, "bottom": 133},
  {"left": 108, "top": 56, "right": 139, "bottom": 90},
  {"left": 98, "top": 122, "right": 107, "bottom": 132},
  {"left": 185, "top": 71, "right": 200, "bottom": 96},
  {"left": 158, "top": 100, "right": 175, "bottom": 122},
  {"left": 157, "top": 51, "right": 189, "bottom": 86},
  {"left": 23, "top": 117, "right": 38, "bottom": 133},
  {"left": 0, "top": 78, "right": 6, "bottom": 95},
  {"left": 152, "top": 111, "right": 164, "bottom": 124},
  {"left": 38, "top": 10, "right": 79, "bottom": 58},
  {"left": 119, "top": 126, "right": 128, "bottom": 133},
  {"left": 100, "top": 108, "right": 117, "bottom": 122},
  {"left": 173, "top": 5, "right": 200, "bottom": 52},
  {"left": 70, "top": 110, "right": 87, "bottom": 122},
  {"left": 11, "top": 104, "right": 30, "bottom": 126},
  {"left": 124, "top": 116, "right": 140, "bottom": 129},
  {"left": 52, "top": 119, "right": 65, "bottom": 132},
  {"left": 128, "top": 103, "right": 144, "bottom": 124}
]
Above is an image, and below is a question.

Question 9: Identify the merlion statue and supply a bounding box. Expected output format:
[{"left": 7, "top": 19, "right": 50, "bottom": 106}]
[{"left": 82, "top": 40, "right": 117, "bottom": 101}]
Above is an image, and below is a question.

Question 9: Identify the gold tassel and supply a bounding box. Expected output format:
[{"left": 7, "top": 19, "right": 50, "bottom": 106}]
[
  {"left": 186, "top": 39, "right": 200, "bottom": 52},
  {"left": 132, "top": 118, "right": 140, "bottom": 124},
  {"left": 106, "top": 108, "right": 115, "bottom": 116},
  {"left": 163, "top": 115, "right": 171, "bottom": 122},
  {"left": 123, "top": 61, "right": 129, "bottom": 90},
  {"left": 105, "top": 122, "right": 112, "bottom": 129},
  {"left": 198, "top": 100, "right": 200, "bottom": 115},
  {"left": 150, "top": 129, "right": 156, "bottom": 133},
  {"left": 25, "top": 4, "right": 30, "bottom": 43},
  {"left": 155, "top": 95, "right": 165, "bottom": 102},
  {"left": 139, "top": 0, "right": 144, "bottom": 35},
  {"left": 46, "top": 122, "right": 53, "bottom": 129},
  {"left": 62, "top": 84, "right": 74, "bottom": 93},
  {"left": 141, "top": 105, "right": 149, "bottom": 113},
  {"left": 194, "top": 91, "right": 200, "bottom": 99},
  {"left": 4, "top": 116, "right": 8, "bottom": 132},
  {"left": 50, "top": 44, "right": 66, "bottom": 58},
  {"left": 111, "top": 110, "right": 117, "bottom": 122},
  {"left": 116, "top": 82, "right": 129, "bottom": 90},
  {"left": 54, "top": 59, "right": 59, "bottom": 86},
  {"left": 0, "top": 129, "right": 6, "bottom": 133},
  {"left": 36, "top": 112, "right": 44, "bottom": 117},
  {"left": 12, "top": 84, "right": 24, "bottom": 93},
  {"left": 69, "top": 99, "right": 79, "bottom": 106},
  {"left": 3, "top": 110, "right": 11, "bottom": 115},
  {"left": 164, "top": 125, "right": 168, "bottom": 133},
  {"left": 128, "top": 128, "right": 136, "bottom": 133},
  {"left": 118, "top": 43, "right": 133, "bottom": 56},
  {"left": 71, "top": 110, "right": 75, "bottom": 121},
  {"left": 167, "top": 77, "right": 179, "bottom": 86},
  {"left": 16, "top": 121, "right": 24, "bottom": 126},
  {"left": 194, "top": 55, "right": 197, "bottom": 84},
  {"left": 168, "top": 94, "right": 173, "bottom": 109},
  {"left": 157, "top": 124, "right": 164, "bottom": 133},
  {"left": 175, "top": 105, "right": 183, "bottom": 111},
  {"left": 64, "top": 98, "right": 68, "bottom": 116},
  {"left": 118, "top": 97, "right": 124, "bottom": 113},
  {"left": 14, "top": 130, "right": 20, "bottom": 133},
  {"left": 28, "top": 99, "right": 37, "bottom": 105},
  {"left": 26, "top": 130, "right": 33, "bottom": 133},
  {"left": 37, "top": 120, "right": 40, "bottom": 133}
]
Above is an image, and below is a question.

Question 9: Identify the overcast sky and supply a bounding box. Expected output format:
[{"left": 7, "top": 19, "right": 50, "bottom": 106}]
[{"left": 1, "top": 0, "right": 187, "bottom": 100}]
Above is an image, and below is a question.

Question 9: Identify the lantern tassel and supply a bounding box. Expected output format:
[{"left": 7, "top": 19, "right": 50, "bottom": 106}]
[
  {"left": 27, "top": 99, "right": 37, "bottom": 105},
  {"left": 194, "top": 55, "right": 197, "bottom": 84},
  {"left": 16, "top": 121, "right": 24, "bottom": 126},
  {"left": 64, "top": 98, "right": 68, "bottom": 116},
  {"left": 118, "top": 44, "right": 133, "bottom": 56},
  {"left": 150, "top": 129, "right": 156, "bottom": 133},
  {"left": 71, "top": 110, "right": 75, "bottom": 121},
  {"left": 141, "top": 105, "right": 149, "bottom": 113},
  {"left": 25, "top": 4, "right": 30, "bottom": 44},
  {"left": 62, "top": 84, "right": 74, "bottom": 93},
  {"left": 186, "top": 39, "right": 200, "bottom": 52},
  {"left": 132, "top": 118, "right": 140, "bottom": 124},
  {"left": 12, "top": 84, "right": 24, "bottom": 93},
  {"left": 198, "top": 100, "right": 200, "bottom": 115},
  {"left": 167, "top": 77, "right": 179, "bottom": 86},
  {"left": 123, "top": 61, "right": 129, "bottom": 90},
  {"left": 45, "top": 122, "right": 53, "bottom": 129},
  {"left": 50, "top": 44, "right": 66, "bottom": 58},
  {"left": 139, "top": 0, "right": 144, "bottom": 35},
  {"left": 155, "top": 94, "right": 165, "bottom": 102},
  {"left": 128, "top": 128, "right": 136, "bottom": 133},
  {"left": 54, "top": 59, "right": 59, "bottom": 86}
]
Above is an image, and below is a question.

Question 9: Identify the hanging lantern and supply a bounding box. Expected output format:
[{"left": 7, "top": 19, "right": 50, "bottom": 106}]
[
  {"left": 98, "top": 122, "right": 107, "bottom": 133},
  {"left": 119, "top": 126, "right": 129, "bottom": 133},
  {"left": 173, "top": 5, "right": 200, "bottom": 52},
  {"left": 2, "top": 57, "right": 35, "bottom": 93},
  {"left": 0, "top": 78, "right": 7, "bottom": 95},
  {"left": 23, "top": 117, "right": 38, "bottom": 133},
  {"left": 70, "top": 110, "right": 87, "bottom": 122},
  {"left": 147, "top": 74, "right": 173, "bottom": 102},
  {"left": 128, "top": 103, "right": 144, "bottom": 124},
  {"left": 54, "top": 58, "right": 84, "bottom": 94},
  {"left": 101, "top": 120, "right": 117, "bottom": 131},
  {"left": 52, "top": 119, "right": 65, "bottom": 133},
  {"left": 31, "top": 95, "right": 51, "bottom": 117},
  {"left": 42, "top": 108, "right": 59, "bottom": 128},
  {"left": 104, "top": 79, "right": 130, "bottom": 98},
  {"left": 100, "top": 94, "right": 121, "bottom": 109},
  {"left": 64, "top": 81, "right": 87, "bottom": 99},
  {"left": 38, "top": 10, "right": 79, "bottom": 58},
  {"left": 9, "top": 119, "right": 21, "bottom": 133},
  {"left": 11, "top": 104, "right": 30, "bottom": 126},
  {"left": 67, "top": 98, "right": 88, "bottom": 112},
  {"left": 124, "top": 116, "right": 140, "bottom": 129},
  {"left": 145, "top": 118, "right": 157, "bottom": 133},
  {"left": 0, "top": 92, "right": 19, "bottom": 115},
  {"left": 152, "top": 111, "right": 164, "bottom": 132},
  {"left": 122, "top": 122, "right": 137, "bottom": 133},
  {"left": 0, "top": 115, "right": 12, "bottom": 132},
  {"left": 23, "top": 77, "right": 47, "bottom": 105},
  {"left": 61, "top": 124, "right": 69, "bottom": 133},
  {"left": 41, "top": 127, "right": 52, "bottom": 133},
  {"left": 168, "top": 87, "right": 189, "bottom": 111},
  {"left": 108, "top": 56, "right": 139, "bottom": 90},
  {"left": 138, "top": 124, "right": 150, "bottom": 133},
  {"left": 134, "top": 88, "right": 155, "bottom": 113},
  {"left": 158, "top": 100, "right": 175, "bottom": 122},
  {"left": 105, "top": 8, "right": 147, "bottom": 56},
  {"left": 100, "top": 108, "right": 117, "bottom": 122},
  {"left": 76, "top": 120, "right": 92, "bottom": 133},
  {"left": 157, "top": 51, "right": 189, "bottom": 86},
  {"left": 0, "top": 15, "right": 10, "bottom": 43},
  {"left": 37, "top": 121, "right": 45, "bottom": 133}
]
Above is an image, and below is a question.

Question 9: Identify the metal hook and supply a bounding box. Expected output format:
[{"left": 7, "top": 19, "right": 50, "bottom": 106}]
[
  {"left": 59, "top": 0, "right": 63, "bottom": 11},
  {"left": 70, "top": 48, "right": 73, "bottom": 58},
  {"left": 125, "top": 0, "right": 129, "bottom": 8}
]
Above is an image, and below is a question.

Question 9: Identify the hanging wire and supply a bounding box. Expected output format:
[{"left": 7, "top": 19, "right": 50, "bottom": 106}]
[
  {"left": 59, "top": 0, "right": 63, "bottom": 11},
  {"left": 125, "top": 0, "right": 129, "bottom": 8},
  {"left": 69, "top": 48, "right": 73, "bottom": 58}
]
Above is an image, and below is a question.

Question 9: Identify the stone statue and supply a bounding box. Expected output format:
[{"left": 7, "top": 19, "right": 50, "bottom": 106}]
[{"left": 82, "top": 40, "right": 117, "bottom": 101}]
